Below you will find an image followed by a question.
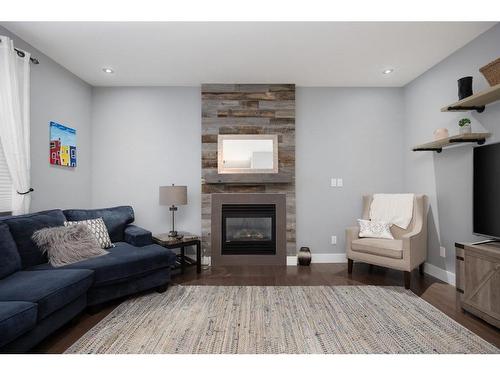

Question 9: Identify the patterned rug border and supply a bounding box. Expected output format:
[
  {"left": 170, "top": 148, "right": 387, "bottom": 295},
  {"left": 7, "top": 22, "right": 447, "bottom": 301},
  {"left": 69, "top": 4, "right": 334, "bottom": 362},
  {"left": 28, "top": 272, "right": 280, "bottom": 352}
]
[{"left": 66, "top": 285, "right": 499, "bottom": 354}]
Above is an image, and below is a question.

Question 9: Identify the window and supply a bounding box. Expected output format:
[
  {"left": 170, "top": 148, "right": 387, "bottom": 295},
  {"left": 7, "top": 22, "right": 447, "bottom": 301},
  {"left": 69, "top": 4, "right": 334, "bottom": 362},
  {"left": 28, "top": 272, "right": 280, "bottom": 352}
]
[{"left": 0, "top": 141, "right": 12, "bottom": 213}]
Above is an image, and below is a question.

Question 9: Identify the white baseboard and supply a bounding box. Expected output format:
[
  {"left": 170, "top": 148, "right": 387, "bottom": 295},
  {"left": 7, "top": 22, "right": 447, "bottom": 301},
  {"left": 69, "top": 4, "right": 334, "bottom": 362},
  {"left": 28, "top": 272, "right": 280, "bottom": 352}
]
[
  {"left": 287, "top": 253, "right": 347, "bottom": 266},
  {"left": 423, "top": 262, "right": 455, "bottom": 286}
]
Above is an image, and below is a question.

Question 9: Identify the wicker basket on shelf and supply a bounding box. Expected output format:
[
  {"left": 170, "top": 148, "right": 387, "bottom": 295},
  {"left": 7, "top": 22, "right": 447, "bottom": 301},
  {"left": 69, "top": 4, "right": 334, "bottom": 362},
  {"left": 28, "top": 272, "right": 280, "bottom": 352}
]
[{"left": 479, "top": 57, "right": 500, "bottom": 86}]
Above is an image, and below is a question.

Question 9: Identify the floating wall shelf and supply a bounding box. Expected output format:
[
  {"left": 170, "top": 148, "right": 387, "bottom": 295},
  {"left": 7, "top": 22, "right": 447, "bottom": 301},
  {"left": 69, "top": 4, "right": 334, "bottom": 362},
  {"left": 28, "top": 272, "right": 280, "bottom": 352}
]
[
  {"left": 412, "top": 133, "right": 491, "bottom": 153},
  {"left": 441, "top": 83, "right": 500, "bottom": 113}
]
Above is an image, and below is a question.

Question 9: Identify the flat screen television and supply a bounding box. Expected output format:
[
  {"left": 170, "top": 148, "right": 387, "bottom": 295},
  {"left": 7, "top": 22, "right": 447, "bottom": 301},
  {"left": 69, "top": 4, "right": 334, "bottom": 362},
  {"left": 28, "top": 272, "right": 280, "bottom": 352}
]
[{"left": 473, "top": 142, "right": 500, "bottom": 239}]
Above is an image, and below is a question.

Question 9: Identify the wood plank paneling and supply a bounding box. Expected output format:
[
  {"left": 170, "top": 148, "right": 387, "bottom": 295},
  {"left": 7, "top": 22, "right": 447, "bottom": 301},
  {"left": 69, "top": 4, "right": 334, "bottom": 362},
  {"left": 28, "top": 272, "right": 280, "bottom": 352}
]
[{"left": 201, "top": 84, "right": 296, "bottom": 259}]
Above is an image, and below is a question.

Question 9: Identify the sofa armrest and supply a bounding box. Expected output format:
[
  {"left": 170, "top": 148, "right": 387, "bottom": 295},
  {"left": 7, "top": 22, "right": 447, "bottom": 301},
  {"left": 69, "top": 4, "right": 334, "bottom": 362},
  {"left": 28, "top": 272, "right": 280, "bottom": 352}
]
[
  {"left": 401, "top": 194, "right": 428, "bottom": 270},
  {"left": 345, "top": 226, "right": 360, "bottom": 255},
  {"left": 346, "top": 226, "right": 360, "bottom": 239},
  {"left": 401, "top": 229, "right": 422, "bottom": 241},
  {"left": 402, "top": 227, "right": 427, "bottom": 269},
  {"left": 124, "top": 225, "right": 152, "bottom": 247}
]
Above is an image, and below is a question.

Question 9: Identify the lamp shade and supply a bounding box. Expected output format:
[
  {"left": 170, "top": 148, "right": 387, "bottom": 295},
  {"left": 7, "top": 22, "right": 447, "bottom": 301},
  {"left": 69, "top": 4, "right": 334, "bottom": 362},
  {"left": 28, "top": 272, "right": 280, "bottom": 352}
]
[{"left": 159, "top": 185, "right": 187, "bottom": 206}]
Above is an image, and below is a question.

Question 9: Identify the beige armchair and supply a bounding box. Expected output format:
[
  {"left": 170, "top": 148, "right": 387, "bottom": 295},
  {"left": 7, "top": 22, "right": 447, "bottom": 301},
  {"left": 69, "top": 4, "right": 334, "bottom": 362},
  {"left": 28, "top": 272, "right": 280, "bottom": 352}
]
[{"left": 346, "top": 194, "right": 427, "bottom": 289}]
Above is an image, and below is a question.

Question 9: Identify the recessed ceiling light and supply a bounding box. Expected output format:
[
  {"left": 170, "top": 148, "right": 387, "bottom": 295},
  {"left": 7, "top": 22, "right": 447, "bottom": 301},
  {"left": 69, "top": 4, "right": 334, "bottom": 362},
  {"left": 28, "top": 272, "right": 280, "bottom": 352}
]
[
  {"left": 102, "top": 67, "right": 114, "bottom": 74},
  {"left": 383, "top": 69, "right": 394, "bottom": 75}
]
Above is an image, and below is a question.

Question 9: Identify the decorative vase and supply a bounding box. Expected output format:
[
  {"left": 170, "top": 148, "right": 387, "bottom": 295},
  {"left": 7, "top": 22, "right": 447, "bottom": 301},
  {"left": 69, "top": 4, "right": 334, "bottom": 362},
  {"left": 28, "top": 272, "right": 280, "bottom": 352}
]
[
  {"left": 201, "top": 247, "right": 210, "bottom": 270},
  {"left": 457, "top": 76, "right": 473, "bottom": 100},
  {"left": 297, "top": 247, "right": 312, "bottom": 266},
  {"left": 459, "top": 124, "right": 472, "bottom": 135}
]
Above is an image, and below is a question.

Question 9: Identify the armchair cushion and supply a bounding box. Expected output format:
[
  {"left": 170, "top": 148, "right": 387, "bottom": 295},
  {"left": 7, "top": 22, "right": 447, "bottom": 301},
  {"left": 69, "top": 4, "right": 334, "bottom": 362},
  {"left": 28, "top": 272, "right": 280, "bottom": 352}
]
[
  {"left": 351, "top": 238, "right": 403, "bottom": 259},
  {"left": 124, "top": 225, "right": 152, "bottom": 247}
]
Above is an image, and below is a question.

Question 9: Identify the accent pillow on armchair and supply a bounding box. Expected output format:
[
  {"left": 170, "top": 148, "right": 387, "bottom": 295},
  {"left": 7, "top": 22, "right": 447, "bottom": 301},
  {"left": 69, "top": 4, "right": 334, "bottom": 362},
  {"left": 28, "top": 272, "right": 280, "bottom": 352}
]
[{"left": 357, "top": 219, "right": 394, "bottom": 239}]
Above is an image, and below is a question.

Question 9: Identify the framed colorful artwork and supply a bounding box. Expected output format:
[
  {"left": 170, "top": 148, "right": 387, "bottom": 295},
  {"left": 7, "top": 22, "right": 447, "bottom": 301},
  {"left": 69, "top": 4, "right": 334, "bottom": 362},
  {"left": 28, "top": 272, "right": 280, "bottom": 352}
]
[{"left": 49, "top": 121, "right": 76, "bottom": 167}]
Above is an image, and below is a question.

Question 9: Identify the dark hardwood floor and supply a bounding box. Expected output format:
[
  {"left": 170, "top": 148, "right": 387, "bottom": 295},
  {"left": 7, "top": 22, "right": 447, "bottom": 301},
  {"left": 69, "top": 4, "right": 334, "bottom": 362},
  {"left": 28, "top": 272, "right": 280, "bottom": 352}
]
[{"left": 33, "top": 263, "right": 500, "bottom": 353}]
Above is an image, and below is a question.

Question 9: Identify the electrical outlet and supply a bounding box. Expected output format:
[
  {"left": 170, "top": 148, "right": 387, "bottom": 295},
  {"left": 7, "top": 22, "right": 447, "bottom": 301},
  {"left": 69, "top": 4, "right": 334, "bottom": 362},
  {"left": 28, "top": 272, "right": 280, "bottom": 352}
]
[
  {"left": 330, "top": 178, "right": 337, "bottom": 187},
  {"left": 337, "top": 178, "right": 343, "bottom": 187},
  {"left": 440, "top": 246, "right": 446, "bottom": 258},
  {"left": 331, "top": 235, "right": 337, "bottom": 245}
]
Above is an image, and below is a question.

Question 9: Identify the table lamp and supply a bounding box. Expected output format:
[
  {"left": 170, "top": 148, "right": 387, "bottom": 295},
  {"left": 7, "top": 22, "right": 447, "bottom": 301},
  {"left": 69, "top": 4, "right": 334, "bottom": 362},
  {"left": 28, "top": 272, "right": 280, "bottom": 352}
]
[{"left": 159, "top": 184, "right": 188, "bottom": 237}]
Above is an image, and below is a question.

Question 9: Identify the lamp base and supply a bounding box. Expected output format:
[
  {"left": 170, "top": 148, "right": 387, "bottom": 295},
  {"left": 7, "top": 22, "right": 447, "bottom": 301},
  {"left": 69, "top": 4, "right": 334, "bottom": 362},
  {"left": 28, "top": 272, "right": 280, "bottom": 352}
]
[{"left": 168, "top": 230, "right": 178, "bottom": 238}]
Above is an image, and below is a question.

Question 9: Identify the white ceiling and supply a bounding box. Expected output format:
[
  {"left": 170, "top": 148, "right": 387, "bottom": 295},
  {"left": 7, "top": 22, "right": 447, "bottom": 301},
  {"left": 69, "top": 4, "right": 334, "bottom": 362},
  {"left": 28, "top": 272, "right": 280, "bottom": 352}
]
[{"left": 2, "top": 22, "right": 496, "bottom": 87}]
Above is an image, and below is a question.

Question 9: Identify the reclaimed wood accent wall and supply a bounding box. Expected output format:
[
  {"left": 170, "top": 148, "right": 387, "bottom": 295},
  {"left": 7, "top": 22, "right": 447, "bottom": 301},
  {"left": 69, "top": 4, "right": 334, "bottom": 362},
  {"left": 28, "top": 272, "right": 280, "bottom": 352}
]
[{"left": 201, "top": 84, "right": 296, "bottom": 258}]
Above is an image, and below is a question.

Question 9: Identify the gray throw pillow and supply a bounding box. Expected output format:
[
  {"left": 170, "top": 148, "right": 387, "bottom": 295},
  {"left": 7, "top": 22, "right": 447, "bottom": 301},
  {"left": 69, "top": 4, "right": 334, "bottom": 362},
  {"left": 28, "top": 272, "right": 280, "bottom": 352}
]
[{"left": 32, "top": 224, "right": 109, "bottom": 267}]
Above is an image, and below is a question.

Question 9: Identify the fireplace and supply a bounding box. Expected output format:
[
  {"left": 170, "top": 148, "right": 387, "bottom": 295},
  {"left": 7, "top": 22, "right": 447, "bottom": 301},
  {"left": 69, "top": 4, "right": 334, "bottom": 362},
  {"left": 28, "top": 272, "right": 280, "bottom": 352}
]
[
  {"left": 221, "top": 204, "right": 276, "bottom": 255},
  {"left": 211, "top": 193, "right": 286, "bottom": 265}
]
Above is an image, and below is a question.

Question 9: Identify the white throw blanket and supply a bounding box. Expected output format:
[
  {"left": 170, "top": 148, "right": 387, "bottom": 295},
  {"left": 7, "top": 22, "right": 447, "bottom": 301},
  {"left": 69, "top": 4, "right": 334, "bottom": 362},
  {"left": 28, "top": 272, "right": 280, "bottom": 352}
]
[{"left": 369, "top": 193, "right": 414, "bottom": 229}]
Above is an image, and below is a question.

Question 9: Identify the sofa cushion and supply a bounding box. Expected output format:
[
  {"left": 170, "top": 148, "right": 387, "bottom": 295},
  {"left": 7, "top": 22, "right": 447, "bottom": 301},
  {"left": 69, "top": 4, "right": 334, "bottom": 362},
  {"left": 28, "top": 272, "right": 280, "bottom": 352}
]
[
  {"left": 30, "top": 242, "right": 175, "bottom": 287},
  {"left": 351, "top": 238, "right": 403, "bottom": 259},
  {"left": 0, "top": 223, "right": 21, "bottom": 279},
  {"left": 63, "top": 206, "right": 134, "bottom": 242},
  {"left": 0, "top": 269, "right": 93, "bottom": 321},
  {"left": 0, "top": 301, "right": 37, "bottom": 348},
  {"left": 0, "top": 210, "right": 67, "bottom": 268}
]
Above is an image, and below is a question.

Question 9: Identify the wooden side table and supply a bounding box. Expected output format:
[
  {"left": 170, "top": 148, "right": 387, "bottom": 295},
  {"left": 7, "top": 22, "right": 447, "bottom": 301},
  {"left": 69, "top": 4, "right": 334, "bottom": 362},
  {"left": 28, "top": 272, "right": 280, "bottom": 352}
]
[{"left": 153, "top": 233, "right": 201, "bottom": 274}]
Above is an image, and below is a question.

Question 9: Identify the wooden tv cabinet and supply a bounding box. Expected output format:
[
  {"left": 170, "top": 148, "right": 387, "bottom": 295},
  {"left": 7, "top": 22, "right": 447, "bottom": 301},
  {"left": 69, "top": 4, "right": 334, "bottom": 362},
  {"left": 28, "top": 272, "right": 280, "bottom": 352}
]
[{"left": 455, "top": 242, "right": 500, "bottom": 328}]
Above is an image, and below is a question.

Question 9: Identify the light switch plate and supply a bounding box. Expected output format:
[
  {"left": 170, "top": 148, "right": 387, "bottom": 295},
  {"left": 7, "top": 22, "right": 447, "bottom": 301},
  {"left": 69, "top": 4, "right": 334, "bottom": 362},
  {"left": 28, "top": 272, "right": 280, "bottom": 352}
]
[
  {"left": 440, "top": 246, "right": 446, "bottom": 258},
  {"left": 331, "top": 235, "right": 337, "bottom": 245},
  {"left": 330, "top": 178, "right": 337, "bottom": 187},
  {"left": 337, "top": 178, "right": 343, "bottom": 187}
]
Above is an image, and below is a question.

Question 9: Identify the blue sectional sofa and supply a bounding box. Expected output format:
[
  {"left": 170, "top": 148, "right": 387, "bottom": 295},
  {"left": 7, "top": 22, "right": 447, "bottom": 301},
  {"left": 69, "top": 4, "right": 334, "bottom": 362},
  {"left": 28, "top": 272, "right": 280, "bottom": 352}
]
[{"left": 0, "top": 206, "right": 176, "bottom": 353}]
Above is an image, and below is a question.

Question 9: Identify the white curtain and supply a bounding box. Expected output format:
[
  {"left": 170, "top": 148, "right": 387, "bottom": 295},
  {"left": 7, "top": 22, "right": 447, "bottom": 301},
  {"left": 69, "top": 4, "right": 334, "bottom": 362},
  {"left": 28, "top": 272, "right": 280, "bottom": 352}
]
[{"left": 0, "top": 35, "right": 31, "bottom": 215}]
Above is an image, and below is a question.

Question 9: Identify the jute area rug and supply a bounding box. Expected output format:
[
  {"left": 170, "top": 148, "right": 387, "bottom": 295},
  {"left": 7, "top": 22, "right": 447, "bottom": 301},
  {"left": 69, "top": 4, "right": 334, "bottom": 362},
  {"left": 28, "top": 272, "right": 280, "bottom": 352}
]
[{"left": 66, "top": 285, "right": 499, "bottom": 354}]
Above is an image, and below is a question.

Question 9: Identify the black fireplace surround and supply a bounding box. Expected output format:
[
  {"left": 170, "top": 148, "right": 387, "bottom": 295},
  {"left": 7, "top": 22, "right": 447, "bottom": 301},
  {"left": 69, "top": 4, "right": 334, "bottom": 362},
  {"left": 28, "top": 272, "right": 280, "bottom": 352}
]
[
  {"left": 221, "top": 204, "right": 276, "bottom": 255},
  {"left": 211, "top": 193, "right": 286, "bottom": 266}
]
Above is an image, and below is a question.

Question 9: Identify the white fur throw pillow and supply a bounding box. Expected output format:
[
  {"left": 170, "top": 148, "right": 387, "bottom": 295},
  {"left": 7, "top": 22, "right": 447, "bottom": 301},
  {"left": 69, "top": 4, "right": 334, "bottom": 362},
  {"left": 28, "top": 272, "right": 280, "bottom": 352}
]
[
  {"left": 64, "top": 217, "right": 113, "bottom": 249},
  {"left": 357, "top": 219, "right": 394, "bottom": 239},
  {"left": 32, "top": 224, "right": 109, "bottom": 267}
]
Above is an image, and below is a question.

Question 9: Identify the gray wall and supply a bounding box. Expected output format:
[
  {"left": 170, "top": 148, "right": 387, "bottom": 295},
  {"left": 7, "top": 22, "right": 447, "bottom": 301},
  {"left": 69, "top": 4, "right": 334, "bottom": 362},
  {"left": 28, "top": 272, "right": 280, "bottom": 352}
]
[
  {"left": 296, "top": 88, "right": 405, "bottom": 255},
  {"left": 403, "top": 24, "right": 500, "bottom": 274},
  {"left": 0, "top": 25, "right": 92, "bottom": 212},
  {"left": 91, "top": 86, "right": 405, "bottom": 255},
  {"left": 90, "top": 87, "right": 201, "bottom": 235}
]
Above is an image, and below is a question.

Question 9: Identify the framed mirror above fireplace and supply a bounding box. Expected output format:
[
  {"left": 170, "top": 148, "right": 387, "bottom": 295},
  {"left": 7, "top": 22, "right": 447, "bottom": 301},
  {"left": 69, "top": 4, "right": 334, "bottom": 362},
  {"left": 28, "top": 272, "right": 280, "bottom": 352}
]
[{"left": 217, "top": 134, "right": 279, "bottom": 174}]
